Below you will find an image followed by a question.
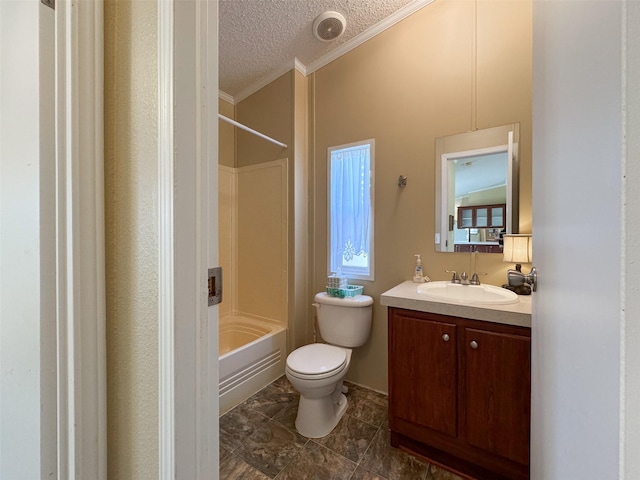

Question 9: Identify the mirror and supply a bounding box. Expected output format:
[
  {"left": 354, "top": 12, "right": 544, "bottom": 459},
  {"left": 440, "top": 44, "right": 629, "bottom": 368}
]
[{"left": 435, "top": 123, "right": 520, "bottom": 253}]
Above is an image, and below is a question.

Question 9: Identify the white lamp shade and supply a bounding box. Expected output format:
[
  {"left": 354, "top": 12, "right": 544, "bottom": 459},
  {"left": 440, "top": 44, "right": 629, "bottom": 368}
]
[{"left": 503, "top": 234, "right": 532, "bottom": 264}]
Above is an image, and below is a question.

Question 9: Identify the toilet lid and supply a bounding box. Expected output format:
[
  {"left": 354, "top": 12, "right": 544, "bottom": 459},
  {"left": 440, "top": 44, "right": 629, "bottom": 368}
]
[{"left": 286, "top": 344, "right": 347, "bottom": 376}]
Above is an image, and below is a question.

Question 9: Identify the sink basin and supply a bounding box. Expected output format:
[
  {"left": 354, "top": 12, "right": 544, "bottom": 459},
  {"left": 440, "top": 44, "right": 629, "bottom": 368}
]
[{"left": 417, "top": 281, "right": 518, "bottom": 305}]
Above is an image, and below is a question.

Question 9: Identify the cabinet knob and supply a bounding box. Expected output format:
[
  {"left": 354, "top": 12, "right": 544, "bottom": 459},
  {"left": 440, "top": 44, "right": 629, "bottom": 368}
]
[
  {"left": 442, "top": 334, "right": 450, "bottom": 342},
  {"left": 470, "top": 340, "right": 479, "bottom": 349}
]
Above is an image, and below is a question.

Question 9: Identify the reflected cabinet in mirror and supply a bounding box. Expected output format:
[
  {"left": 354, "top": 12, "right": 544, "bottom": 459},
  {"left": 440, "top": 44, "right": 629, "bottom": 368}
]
[{"left": 435, "top": 124, "right": 519, "bottom": 253}]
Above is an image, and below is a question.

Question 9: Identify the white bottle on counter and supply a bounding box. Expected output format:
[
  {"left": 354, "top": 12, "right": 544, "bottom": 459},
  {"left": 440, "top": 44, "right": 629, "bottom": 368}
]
[{"left": 413, "top": 254, "right": 430, "bottom": 283}]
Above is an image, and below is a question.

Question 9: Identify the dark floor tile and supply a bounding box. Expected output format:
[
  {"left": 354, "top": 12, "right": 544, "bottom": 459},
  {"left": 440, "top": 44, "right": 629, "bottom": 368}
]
[
  {"left": 244, "top": 382, "right": 299, "bottom": 419},
  {"left": 220, "top": 403, "right": 270, "bottom": 451},
  {"left": 220, "top": 377, "right": 406, "bottom": 479},
  {"left": 220, "top": 452, "right": 271, "bottom": 479},
  {"left": 316, "top": 413, "right": 378, "bottom": 462},
  {"left": 349, "top": 465, "right": 389, "bottom": 480},
  {"left": 271, "top": 374, "right": 297, "bottom": 393},
  {"left": 275, "top": 441, "right": 357, "bottom": 480},
  {"left": 220, "top": 445, "right": 232, "bottom": 463},
  {"left": 360, "top": 427, "right": 429, "bottom": 480},
  {"left": 272, "top": 398, "right": 299, "bottom": 433},
  {"left": 425, "top": 464, "right": 465, "bottom": 480},
  {"left": 344, "top": 382, "right": 388, "bottom": 428},
  {"left": 234, "top": 419, "right": 308, "bottom": 478}
]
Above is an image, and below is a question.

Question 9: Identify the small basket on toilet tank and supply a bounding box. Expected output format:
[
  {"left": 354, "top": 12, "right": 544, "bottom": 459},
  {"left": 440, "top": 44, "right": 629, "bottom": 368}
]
[{"left": 326, "top": 284, "right": 363, "bottom": 298}]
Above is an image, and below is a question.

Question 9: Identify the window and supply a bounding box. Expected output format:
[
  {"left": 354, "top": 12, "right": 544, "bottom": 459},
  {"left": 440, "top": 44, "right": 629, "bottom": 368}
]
[{"left": 328, "top": 139, "right": 374, "bottom": 281}]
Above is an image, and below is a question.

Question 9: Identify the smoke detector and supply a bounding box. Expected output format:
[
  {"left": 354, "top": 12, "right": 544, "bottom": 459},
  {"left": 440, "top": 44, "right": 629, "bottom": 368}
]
[{"left": 313, "top": 11, "right": 347, "bottom": 42}]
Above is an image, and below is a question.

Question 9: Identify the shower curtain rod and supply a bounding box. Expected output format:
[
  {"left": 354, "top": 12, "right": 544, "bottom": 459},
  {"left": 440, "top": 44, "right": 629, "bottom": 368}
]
[{"left": 218, "top": 114, "right": 288, "bottom": 148}]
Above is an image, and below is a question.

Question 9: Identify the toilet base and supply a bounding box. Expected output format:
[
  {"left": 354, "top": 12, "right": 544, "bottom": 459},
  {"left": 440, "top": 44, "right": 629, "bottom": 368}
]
[{"left": 294, "top": 384, "right": 348, "bottom": 438}]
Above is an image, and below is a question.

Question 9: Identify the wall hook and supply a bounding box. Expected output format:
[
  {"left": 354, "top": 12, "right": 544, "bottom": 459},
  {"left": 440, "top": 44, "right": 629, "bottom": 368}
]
[{"left": 398, "top": 175, "right": 407, "bottom": 188}]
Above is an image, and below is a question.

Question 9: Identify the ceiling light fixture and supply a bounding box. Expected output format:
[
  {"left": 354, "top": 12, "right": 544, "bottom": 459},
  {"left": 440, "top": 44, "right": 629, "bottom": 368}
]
[{"left": 313, "top": 11, "right": 347, "bottom": 42}]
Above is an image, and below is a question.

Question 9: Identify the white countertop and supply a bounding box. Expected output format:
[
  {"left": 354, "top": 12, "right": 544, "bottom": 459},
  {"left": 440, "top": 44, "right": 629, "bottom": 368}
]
[{"left": 380, "top": 281, "right": 532, "bottom": 328}]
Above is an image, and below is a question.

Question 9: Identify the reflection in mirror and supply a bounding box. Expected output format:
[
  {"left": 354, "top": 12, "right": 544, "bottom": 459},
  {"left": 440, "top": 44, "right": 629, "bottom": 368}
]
[{"left": 435, "top": 124, "right": 519, "bottom": 253}]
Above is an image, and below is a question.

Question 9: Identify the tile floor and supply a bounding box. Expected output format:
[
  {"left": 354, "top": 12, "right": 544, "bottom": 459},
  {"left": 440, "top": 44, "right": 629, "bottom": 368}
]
[{"left": 219, "top": 375, "right": 463, "bottom": 480}]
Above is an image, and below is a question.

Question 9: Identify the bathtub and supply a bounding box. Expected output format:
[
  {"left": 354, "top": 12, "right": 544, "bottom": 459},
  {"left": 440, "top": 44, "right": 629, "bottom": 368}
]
[{"left": 219, "top": 315, "right": 287, "bottom": 414}]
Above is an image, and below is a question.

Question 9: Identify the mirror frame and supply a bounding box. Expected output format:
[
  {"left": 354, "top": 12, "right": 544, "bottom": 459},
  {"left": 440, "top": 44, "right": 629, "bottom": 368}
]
[{"left": 434, "top": 123, "right": 520, "bottom": 253}]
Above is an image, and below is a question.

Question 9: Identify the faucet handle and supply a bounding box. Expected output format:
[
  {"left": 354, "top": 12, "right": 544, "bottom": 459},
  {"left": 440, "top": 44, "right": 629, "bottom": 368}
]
[
  {"left": 470, "top": 272, "right": 488, "bottom": 285},
  {"left": 445, "top": 270, "right": 460, "bottom": 284}
]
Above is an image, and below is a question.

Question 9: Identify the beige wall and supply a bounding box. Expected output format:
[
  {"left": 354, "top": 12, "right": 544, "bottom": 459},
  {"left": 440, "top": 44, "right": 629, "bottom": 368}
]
[
  {"left": 231, "top": 71, "right": 312, "bottom": 351},
  {"left": 312, "top": 0, "right": 532, "bottom": 392},
  {"left": 219, "top": 98, "right": 290, "bottom": 326},
  {"left": 219, "top": 99, "right": 236, "bottom": 317},
  {"left": 477, "top": 0, "right": 532, "bottom": 231},
  {"left": 290, "top": 70, "right": 312, "bottom": 351},
  {"left": 219, "top": 99, "right": 235, "bottom": 168},
  {"left": 236, "top": 72, "right": 293, "bottom": 167},
  {"left": 236, "top": 161, "right": 289, "bottom": 322},
  {"left": 104, "top": 0, "right": 159, "bottom": 477}
]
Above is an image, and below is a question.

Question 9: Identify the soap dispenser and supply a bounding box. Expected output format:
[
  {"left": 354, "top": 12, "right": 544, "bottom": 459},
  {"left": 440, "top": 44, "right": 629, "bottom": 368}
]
[{"left": 413, "top": 254, "right": 430, "bottom": 283}]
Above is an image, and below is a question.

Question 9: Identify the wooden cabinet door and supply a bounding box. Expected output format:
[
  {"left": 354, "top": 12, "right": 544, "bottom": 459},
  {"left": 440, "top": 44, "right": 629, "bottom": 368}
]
[
  {"left": 462, "top": 328, "right": 531, "bottom": 466},
  {"left": 458, "top": 207, "right": 473, "bottom": 228},
  {"left": 389, "top": 310, "right": 457, "bottom": 437},
  {"left": 489, "top": 205, "right": 505, "bottom": 228},
  {"left": 475, "top": 207, "right": 488, "bottom": 227}
]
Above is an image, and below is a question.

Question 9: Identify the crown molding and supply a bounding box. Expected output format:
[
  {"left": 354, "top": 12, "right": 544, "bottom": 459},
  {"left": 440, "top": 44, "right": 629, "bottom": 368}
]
[
  {"left": 293, "top": 58, "right": 307, "bottom": 76},
  {"left": 228, "top": 58, "right": 299, "bottom": 104},
  {"left": 306, "top": 0, "right": 434, "bottom": 74},
  {"left": 218, "top": 90, "right": 234, "bottom": 105},
  {"left": 219, "top": 0, "right": 434, "bottom": 104}
]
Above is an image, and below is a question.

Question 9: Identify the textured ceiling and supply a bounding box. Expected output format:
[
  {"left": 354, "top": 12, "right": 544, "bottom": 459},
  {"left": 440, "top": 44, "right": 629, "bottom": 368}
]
[{"left": 219, "top": 0, "right": 424, "bottom": 100}]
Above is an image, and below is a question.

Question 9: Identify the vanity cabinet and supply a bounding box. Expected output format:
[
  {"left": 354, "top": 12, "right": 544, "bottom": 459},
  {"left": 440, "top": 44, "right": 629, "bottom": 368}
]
[
  {"left": 388, "top": 307, "right": 531, "bottom": 480},
  {"left": 457, "top": 204, "right": 506, "bottom": 229},
  {"left": 389, "top": 315, "right": 458, "bottom": 437}
]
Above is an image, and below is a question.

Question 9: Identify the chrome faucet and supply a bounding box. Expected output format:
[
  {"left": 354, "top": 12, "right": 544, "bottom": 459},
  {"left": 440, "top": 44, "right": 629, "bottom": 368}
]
[
  {"left": 445, "top": 270, "right": 460, "bottom": 284},
  {"left": 470, "top": 272, "right": 487, "bottom": 285},
  {"left": 447, "top": 270, "right": 487, "bottom": 285}
]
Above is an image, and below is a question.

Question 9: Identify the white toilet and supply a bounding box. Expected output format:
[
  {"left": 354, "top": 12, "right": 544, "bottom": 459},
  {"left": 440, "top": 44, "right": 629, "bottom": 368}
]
[{"left": 285, "top": 292, "right": 373, "bottom": 438}]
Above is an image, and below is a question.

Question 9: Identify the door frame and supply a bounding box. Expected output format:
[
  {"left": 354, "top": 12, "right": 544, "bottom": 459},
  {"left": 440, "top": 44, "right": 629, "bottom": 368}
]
[
  {"left": 158, "top": 0, "right": 219, "bottom": 478},
  {"left": 54, "top": 0, "right": 106, "bottom": 478},
  {"left": 55, "top": 0, "right": 219, "bottom": 477}
]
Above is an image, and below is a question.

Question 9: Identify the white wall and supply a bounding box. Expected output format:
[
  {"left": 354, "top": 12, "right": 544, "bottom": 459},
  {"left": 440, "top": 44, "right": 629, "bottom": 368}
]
[
  {"left": 624, "top": 3, "right": 640, "bottom": 478},
  {"left": 532, "top": 2, "right": 633, "bottom": 478},
  {"left": 0, "top": 2, "right": 56, "bottom": 478}
]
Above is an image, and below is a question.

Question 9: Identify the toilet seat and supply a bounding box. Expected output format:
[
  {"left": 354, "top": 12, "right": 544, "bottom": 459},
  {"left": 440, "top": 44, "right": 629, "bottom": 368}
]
[{"left": 286, "top": 344, "right": 347, "bottom": 380}]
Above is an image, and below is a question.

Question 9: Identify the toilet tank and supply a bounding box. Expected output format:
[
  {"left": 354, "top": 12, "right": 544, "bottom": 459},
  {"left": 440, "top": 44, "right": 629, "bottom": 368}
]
[{"left": 314, "top": 292, "right": 373, "bottom": 348}]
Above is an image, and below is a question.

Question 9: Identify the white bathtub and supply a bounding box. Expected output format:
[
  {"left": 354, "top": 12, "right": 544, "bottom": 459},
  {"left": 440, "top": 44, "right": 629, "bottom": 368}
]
[{"left": 219, "top": 315, "right": 287, "bottom": 414}]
